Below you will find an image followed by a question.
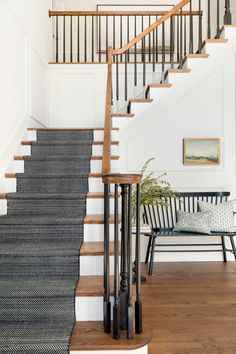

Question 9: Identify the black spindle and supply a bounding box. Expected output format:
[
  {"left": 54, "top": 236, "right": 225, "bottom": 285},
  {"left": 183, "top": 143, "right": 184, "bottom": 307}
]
[
  {"left": 149, "top": 16, "right": 151, "bottom": 62},
  {"left": 177, "top": 15, "right": 180, "bottom": 62},
  {"left": 153, "top": 21, "right": 155, "bottom": 72},
  {"left": 127, "top": 185, "right": 134, "bottom": 339},
  {"left": 189, "top": 0, "right": 193, "bottom": 53},
  {"left": 216, "top": 0, "right": 220, "bottom": 38},
  {"left": 116, "top": 56, "right": 119, "bottom": 101},
  {"left": 104, "top": 184, "right": 111, "bottom": 333},
  {"left": 170, "top": 16, "right": 174, "bottom": 68},
  {"left": 162, "top": 22, "right": 165, "bottom": 80},
  {"left": 134, "top": 15, "right": 137, "bottom": 86},
  {"left": 106, "top": 16, "right": 108, "bottom": 62},
  {"left": 127, "top": 16, "right": 130, "bottom": 62},
  {"left": 99, "top": 16, "right": 101, "bottom": 62},
  {"left": 224, "top": 0, "right": 232, "bottom": 25},
  {"left": 180, "top": 8, "right": 183, "bottom": 67},
  {"left": 208, "top": 0, "right": 211, "bottom": 39},
  {"left": 198, "top": 0, "right": 202, "bottom": 52},
  {"left": 113, "top": 184, "right": 120, "bottom": 340},
  {"left": 84, "top": 16, "right": 87, "bottom": 62},
  {"left": 120, "top": 16, "right": 123, "bottom": 62},
  {"left": 135, "top": 183, "right": 142, "bottom": 334},
  {"left": 63, "top": 16, "right": 65, "bottom": 62},
  {"left": 92, "top": 15, "right": 94, "bottom": 62},
  {"left": 77, "top": 16, "right": 80, "bottom": 62},
  {"left": 125, "top": 52, "right": 128, "bottom": 101},
  {"left": 70, "top": 16, "right": 73, "bottom": 62},
  {"left": 184, "top": 13, "right": 187, "bottom": 55},
  {"left": 113, "top": 16, "right": 116, "bottom": 62},
  {"left": 56, "top": 16, "right": 59, "bottom": 62},
  {"left": 156, "top": 16, "right": 159, "bottom": 63}
]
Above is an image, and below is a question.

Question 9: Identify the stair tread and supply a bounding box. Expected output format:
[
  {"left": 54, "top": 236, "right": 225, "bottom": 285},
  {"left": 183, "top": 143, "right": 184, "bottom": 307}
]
[
  {"left": 28, "top": 127, "right": 119, "bottom": 131},
  {"left": 80, "top": 241, "right": 120, "bottom": 256},
  {"left": 129, "top": 98, "right": 153, "bottom": 103},
  {"left": 70, "top": 321, "right": 151, "bottom": 351},
  {"left": 147, "top": 83, "right": 172, "bottom": 88},
  {"left": 15, "top": 155, "right": 119, "bottom": 161},
  {"left": 22, "top": 140, "right": 119, "bottom": 145},
  {"left": 5, "top": 172, "right": 102, "bottom": 178},
  {"left": 76, "top": 276, "right": 114, "bottom": 296},
  {"left": 84, "top": 214, "right": 121, "bottom": 224},
  {"left": 167, "top": 68, "right": 191, "bottom": 73},
  {"left": 111, "top": 113, "right": 135, "bottom": 118}
]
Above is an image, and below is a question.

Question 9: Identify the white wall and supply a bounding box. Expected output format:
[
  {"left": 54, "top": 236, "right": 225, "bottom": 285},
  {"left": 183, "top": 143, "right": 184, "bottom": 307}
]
[{"left": 0, "top": 0, "right": 51, "bottom": 186}]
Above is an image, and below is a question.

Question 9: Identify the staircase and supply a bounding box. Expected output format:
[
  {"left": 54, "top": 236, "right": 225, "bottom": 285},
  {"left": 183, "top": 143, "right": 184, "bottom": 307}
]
[{"left": 0, "top": 0, "right": 235, "bottom": 353}]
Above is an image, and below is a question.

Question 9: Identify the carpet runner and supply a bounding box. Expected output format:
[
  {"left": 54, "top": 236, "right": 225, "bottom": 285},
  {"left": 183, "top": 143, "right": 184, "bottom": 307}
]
[{"left": 0, "top": 130, "right": 93, "bottom": 353}]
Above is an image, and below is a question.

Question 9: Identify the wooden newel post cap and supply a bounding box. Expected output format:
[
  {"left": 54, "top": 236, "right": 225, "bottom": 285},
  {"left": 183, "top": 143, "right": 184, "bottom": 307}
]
[{"left": 102, "top": 173, "right": 142, "bottom": 185}]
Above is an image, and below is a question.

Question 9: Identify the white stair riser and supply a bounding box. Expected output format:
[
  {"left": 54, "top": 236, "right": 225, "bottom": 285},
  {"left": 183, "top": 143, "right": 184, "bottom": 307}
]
[
  {"left": 26, "top": 131, "right": 37, "bottom": 141},
  {"left": 70, "top": 346, "right": 148, "bottom": 354},
  {"left": 84, "top": 224, "right": 115, "bottom": 242},
  {"left": 93, "top": 145, "right": 118, "bottom": 155},
  {"left": 0, "top": 200, "right": 7, "bottom": 215},
  {"left": 80, "top": 255, "right": 120, "bottom": 276},
  {"left": 129, "top": 103, "right": 151, "bottom": 117},
  {"left": 4, "top": 179, "right": 16, "bottom": 193},
  {"left": 86, "top": 198, "right": 115, "bottom": 214},
  {"left": 148, "top": 87, "right": 172, "bottom": 100},
  {"left": 166, "top": 73, "right": 191, "bottom": 85},
  {"left": 75, "top": 296, "right": 114, "bottom": 321},
  {"left": 201, "top": 42, "right": 228, "bottom": 55},
  {"left": 112, "top": 118, "right": 133, "bottom": 130},
  {"left": 182, "top": 58, "right": 209, "bottom": 71}
]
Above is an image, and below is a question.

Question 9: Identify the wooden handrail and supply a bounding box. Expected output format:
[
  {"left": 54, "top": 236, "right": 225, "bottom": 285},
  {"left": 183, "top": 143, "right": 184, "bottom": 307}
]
[
  {"left": 49, "top": 10, "right": 199, "bottom": 17},
  {"left": 102, "top": 47, "right": 113, "bottom": 175},
  {"left": 113, "top": 0, "right": 191, "bottom": 55}
]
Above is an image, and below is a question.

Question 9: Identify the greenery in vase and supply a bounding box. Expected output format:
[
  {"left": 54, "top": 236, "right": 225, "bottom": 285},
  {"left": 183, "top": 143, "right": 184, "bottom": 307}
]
[{"left": 132, "top": 158, "right": 179, "bottom": 220}]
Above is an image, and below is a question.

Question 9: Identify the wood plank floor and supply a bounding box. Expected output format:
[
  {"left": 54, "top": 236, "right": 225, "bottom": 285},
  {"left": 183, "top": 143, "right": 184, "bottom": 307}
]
[{"left": 141, "top": 262, "right": 236, "bottom": 354}]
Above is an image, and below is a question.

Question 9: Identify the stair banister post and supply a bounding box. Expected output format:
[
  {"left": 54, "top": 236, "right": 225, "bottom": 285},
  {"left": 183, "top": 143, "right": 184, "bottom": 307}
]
[{"left": 224, "top": 0, "right": 232, "bottom": 25}]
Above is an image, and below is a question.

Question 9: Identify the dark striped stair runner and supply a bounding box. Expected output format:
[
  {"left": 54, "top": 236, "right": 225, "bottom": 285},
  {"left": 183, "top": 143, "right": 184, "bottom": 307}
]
[{"left": 0, "top": 130, "right": 93, "bottom": 353}]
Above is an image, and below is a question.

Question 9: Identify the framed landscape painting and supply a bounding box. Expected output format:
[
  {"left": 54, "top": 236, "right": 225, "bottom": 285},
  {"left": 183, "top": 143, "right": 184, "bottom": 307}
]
[{"left": 183, "top": 138, "right": 221, "bottom": 165}]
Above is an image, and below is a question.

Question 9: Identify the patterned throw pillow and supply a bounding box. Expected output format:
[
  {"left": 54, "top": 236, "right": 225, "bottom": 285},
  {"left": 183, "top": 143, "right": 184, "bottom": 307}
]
[
  {"left": 198, "top": 200, "right": 236, "bottom": 233},
  {"left": 175, "top": 211, "right": 212, "bottom": 235}
]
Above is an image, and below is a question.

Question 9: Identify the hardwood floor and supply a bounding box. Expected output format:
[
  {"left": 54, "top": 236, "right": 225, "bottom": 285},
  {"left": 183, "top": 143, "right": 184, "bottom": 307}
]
[{"left": 141, "top": 262, "right": 236, "bottom": 354}]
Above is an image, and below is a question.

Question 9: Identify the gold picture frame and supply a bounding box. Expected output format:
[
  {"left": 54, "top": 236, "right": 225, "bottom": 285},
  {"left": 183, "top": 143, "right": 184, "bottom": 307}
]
[{"left": 183, "top": 138, "right": 221, "bottom": 165}]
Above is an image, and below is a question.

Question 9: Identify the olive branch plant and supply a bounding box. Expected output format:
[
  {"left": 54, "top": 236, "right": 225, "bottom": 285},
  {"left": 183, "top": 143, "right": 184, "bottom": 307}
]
[{"left": 132, "top": 158, "right": 179, "bottom": 221}]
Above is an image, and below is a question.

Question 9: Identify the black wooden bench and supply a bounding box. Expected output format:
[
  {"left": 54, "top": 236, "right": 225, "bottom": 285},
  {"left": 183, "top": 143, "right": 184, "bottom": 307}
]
[{"left": 143, "top": 192, "right": 236, "bottom": 275}]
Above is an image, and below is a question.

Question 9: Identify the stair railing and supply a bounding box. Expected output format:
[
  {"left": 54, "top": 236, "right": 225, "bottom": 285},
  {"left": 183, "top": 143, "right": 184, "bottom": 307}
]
[{"left": 101, "top": 0, "right": 233, "bottom": 341}]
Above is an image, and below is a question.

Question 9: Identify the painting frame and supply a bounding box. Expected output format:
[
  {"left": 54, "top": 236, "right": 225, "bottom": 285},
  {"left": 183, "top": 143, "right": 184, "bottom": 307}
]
[{"left": 183, "top": 138, "right": 221, "bottom": 166}]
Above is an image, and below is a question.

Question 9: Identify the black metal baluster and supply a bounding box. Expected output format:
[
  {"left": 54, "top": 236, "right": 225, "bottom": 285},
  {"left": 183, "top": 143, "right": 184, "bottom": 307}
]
[
  {"left": 180, "top": 8, "right": 183, "bottom": 67},
  {"left": 99, "top": 16, "right": 101, "bottom": 62},
  {"left": 113, "top": 184, "right": 120, "bottom": 340},
  {"left": 84, "top": 16, "right": 87, "bottom": 62},
  {"left": 125, "top": 52, "right": 128, "bottom": 101},
  {"left": 134, "top": 15, "right": 137, "bottom": 86},
  {"left": 156, "top": 16, "right": 159, "bottom": 63},
  {"left": 224, "top": 0, "right": 232, "bottom": 25},
  {"left": 216, "top": 0, "right": 220, "bottom": 38},
  {"left": 63, "top": 16, "right": 65, "bottom": 62},
  {"left": 189, "top": 0, "right": 193, "bottom": 53},
  {"left": 127, "top": 16, "right": 130, "bottom": 62},
  {"left": 198, "top": 0, "right": 202, "bottom": 52},
  {"left": 106, "top": 16, "right": 108, "bottom": 62},
  {"left": 208, "top": 0, "right": 211, "bottom": 38},
  {"left": 116, "top": 55, "right": 119, "bottom": 101},
  {"left": 153, "top": 22, "right": 155, "bottom": 72},
  {"left": 113, "top": 16, "right": 116, "bottom": 62},
  {"left": 120, "top": 184, "right": 129, "bottom": 330},
  {"left": 127, "top": 184, "right": 134, "bottom": 339},
  {"left": 149, "top": 16, "right": 151, "bottom": 62},
  {"left": 104, "top": 184, "right": 111, "bottom": 333},
  {"left": 120, "top": 16, "right": 123, "bottom": 62},
  {"left": 162, "top": 22, "right": 165, "bottom": 80},
  {"left": 77, "top": 16, "right": 80, "bottom": 62},
  {"left": 135, "top": 183, "right": 142, "bottom": 334},
  {"left": 170, "top": 16, "right": 174, "bottom": 68},
  {"left": 143, "top": 36, "right": 146, "bottom": 86},
  {"left": 56, "top": 16, "right": 59, "bottom": 62},
  {"left": 177, "top": 15, "right": 180, "bottom": 62},
  {"left": 70, "top": 16, "right": 73, "bottom": 62},
  {"left": 184, "top": 13, "right": 187, "bottom": 55},
  {"left": 92, "top": 15, "right": 94, "bottom": 62}
]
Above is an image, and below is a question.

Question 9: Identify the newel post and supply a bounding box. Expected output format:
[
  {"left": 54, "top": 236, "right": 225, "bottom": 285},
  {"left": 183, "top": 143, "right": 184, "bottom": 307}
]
[{"left": 224, "top": 0, "right": 232, "bottom": 25}]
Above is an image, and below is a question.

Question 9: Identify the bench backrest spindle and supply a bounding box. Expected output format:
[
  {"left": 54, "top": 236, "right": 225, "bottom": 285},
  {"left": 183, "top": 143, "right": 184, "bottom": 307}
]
[{"left": 143, "top": 192, "right": 230, "bottom": 231}]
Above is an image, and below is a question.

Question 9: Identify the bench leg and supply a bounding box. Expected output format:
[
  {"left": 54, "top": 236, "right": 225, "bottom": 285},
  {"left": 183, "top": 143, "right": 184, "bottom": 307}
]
[
  {"left": 145, "top": 236, "right": 152, "bottom": 264},
  {"left": 230, "top": 236, "right": 236, "bottom": 261},
  {"left": 148, "top": 236, "right": 156, "bottom": 276},
  {"left": 221, "top": 236, "right": 227, "bottom": 262}
]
